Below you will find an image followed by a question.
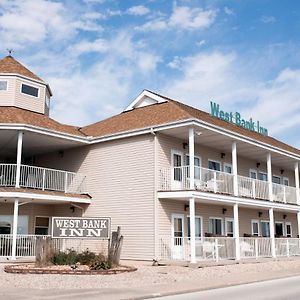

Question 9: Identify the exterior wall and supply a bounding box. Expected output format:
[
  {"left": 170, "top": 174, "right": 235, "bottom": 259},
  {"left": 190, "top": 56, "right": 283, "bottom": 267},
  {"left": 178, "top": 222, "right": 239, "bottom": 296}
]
[
  {"left": 36, "top": 134, "right": 156, "bottom": 260},
  {"left": 15, "top": 78, "right": 46, "bottom": 114},
  {"left": 158, "top": 199, "right": 299, "bottom": 238},
  {"left": 0, "top": 77, "right": 16, "bottom": 106},
  {"left": 157, "top": 133, "right": 296, "bottom": 187}
]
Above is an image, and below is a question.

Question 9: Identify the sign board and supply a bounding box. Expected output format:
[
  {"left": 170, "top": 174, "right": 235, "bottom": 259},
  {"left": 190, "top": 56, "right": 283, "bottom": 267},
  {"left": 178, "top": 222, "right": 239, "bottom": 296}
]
[
  {"left": 210, "top": 101, "right": 268, "bottom": 136},
  {"left": 51, "top": 217, "right": 111, "bottom": 239}
]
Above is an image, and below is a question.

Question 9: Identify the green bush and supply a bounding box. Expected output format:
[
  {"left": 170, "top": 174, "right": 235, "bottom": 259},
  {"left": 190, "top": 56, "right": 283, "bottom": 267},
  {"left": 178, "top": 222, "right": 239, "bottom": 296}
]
[
  {"left": 51, "top": 249, "right": 78, "bottom": 265},
  {"left": 89, "top": 254, "right": 112, "bottom": 270},
  {"left": 77, "top": 250, "right": 96, "bottom": 265}
]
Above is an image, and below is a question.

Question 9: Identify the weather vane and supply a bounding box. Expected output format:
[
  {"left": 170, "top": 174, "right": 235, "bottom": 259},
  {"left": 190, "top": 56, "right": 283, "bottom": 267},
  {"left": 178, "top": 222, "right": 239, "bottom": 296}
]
[{"left": 6, "top": 49, "right": 13, "bottom": 56}]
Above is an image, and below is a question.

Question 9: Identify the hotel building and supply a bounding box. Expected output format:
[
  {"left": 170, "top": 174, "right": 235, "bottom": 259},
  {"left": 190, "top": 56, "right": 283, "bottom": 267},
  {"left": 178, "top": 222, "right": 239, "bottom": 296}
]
[{"left": 0, "top": 55, "right": 300, "bottom": 263}]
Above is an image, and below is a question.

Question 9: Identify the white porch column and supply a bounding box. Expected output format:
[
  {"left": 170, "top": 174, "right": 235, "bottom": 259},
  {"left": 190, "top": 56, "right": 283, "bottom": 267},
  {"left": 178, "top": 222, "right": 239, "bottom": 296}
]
[
  {"left": 297, "top": 211, "right": 300, "bottom": 240},
  {"left": 15, "top": 131, "right": 23, "bottom": 188},
  {"left": 232, "top": 142, "right": 238, "bottom": 196},
  {"left": 295, "top": 162, "right": 300, "bottom": 205},
  {"left": 189, "top": 197, "right": 196, "bottom": 263},
  {"left": 11, "top": 199, "right": 19, "bottom": 260},
  {"left": 269, "top": 208, "right": 276, "bottom": 258},
  {"left": 233, "top": 203, "right": 240, "bottom": 260},
  {"left": 267, "top": 153, "right": 273, "bottom": 201},
  {"left": 189, "top": 128, "right": 195, "bottom": 190}
]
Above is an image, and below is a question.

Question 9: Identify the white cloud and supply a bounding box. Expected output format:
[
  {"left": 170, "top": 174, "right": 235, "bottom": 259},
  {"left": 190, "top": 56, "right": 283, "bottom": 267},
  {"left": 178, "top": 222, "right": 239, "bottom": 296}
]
[
  {"left": 138, "top": 5, "right": 216, "bottom": 31},
  {"left": 196, "top": 40, "right": 206, "bottom": 47},
  {"left": 68, "top": 38, "right": 108, "bottom": 56},
  {"left": 224, "top": 6, "right": 234, "bottom": 16},
  {"left": 261, "top": 15, "right": 276, "bottom": 24},
  {"left": 127, "top": 5, "right": 150, "bottom": 16}
]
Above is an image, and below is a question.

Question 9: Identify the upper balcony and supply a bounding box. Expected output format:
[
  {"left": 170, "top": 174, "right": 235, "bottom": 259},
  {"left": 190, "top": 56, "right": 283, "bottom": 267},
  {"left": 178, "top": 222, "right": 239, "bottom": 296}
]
[
  {"left": 159, "top": 166, "right": 298, "bottom": 205},
  {"left": 0, "top": 163, "right": 87, "bottom": 194}
]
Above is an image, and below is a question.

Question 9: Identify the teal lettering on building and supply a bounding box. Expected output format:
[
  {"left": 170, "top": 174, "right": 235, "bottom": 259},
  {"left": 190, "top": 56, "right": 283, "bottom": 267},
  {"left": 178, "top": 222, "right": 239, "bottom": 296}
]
[{"left": 210, "top": 101, "right": 268, "bottom": 136}]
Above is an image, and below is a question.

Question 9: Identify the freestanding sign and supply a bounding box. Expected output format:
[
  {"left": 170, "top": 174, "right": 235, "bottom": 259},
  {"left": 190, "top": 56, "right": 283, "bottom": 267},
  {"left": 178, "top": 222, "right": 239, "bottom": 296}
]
[{"left": 51, "top": 217, "right": 111, "bottom": 239}]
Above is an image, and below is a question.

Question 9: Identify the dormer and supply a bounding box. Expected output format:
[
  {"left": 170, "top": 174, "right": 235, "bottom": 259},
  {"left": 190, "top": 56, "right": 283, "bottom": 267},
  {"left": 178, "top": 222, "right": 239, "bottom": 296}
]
[{"left": 0, "top": 55, "right": 52, "bottom": 116}]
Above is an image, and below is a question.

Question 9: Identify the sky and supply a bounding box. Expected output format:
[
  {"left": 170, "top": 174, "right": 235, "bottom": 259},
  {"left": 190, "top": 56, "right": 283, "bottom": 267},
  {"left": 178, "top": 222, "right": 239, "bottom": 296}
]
[{"left": 0, "top": 0, "right": 300, "bottom": 147}]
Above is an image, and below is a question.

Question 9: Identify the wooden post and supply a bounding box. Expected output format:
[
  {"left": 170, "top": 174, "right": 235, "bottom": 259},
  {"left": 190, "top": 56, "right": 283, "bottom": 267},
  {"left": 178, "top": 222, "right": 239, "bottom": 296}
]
[
  {"left": 36, "top": 236, "right": 53, "bottom": 266},
  {"left": 108, "top": 226, "right": 123, "bottom": 266}
]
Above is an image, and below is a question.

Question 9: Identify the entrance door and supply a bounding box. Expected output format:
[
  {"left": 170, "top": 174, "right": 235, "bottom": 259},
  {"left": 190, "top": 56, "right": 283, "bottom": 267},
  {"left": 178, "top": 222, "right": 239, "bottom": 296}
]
[
  {"left": 171, "top": 214, "right": 185, "bottom": 260},
  {"left": 171, "top": 150, "right": 184, "bottom": 190}
]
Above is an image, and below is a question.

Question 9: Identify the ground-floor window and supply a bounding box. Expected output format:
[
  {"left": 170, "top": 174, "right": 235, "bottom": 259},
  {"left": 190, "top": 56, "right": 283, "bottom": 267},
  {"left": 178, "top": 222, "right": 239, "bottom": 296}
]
[
  {"left": 34, "top": 217, "right": 50, "bottom": 235},
  {"left": 285, "top": 222, "right": 292, "bottom": 237},
  {"left": 261, "top": 221, "right": 270, "bottom": 237},
  {"left": 225, "top": 218, "right": 234, "bottom": 237},
  {"left": 209, "top": 217, "right": 223, "bottom": 235},
  {"left": 0, "top": 215, "right": 28, "bottom": 234},
  {"left": 187, "top": 216, "right": 202, "bottom": 239},
  {"left": 275, "top": 222, "right": 284, "bottom": 237},
  {"left": 251, "top": 220, "right": 260, "bottom": 236}
]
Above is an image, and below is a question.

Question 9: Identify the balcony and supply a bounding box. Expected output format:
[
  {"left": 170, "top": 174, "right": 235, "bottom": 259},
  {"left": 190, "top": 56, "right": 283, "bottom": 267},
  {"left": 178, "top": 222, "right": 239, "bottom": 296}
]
[
  {"left": 159, "top": 166, "right": 298, "bottom": 205},
  {"left": 0, "top": 164, "right": 87, "bottom": 194}
]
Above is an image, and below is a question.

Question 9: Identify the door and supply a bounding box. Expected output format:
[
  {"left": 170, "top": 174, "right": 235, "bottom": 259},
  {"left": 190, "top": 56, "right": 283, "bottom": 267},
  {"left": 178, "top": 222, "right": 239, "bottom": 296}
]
[
  {"left": 171, "top": 214, "right": 185, "bottom": 260},
  {"left": 171, "top": 150, "right": 184, "bottom": 190}
]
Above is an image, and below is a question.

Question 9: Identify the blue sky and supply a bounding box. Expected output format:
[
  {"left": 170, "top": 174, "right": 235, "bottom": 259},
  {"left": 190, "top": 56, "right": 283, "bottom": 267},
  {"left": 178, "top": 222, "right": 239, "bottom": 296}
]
[{"left": 1, "top": 0, "right": 300, "bottom": 147}]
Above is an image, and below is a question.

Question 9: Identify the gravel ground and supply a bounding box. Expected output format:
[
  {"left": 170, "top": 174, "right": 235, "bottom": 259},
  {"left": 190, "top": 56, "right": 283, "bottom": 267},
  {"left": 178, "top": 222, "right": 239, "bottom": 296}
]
[{"left": 1, "top": 259, "right": 300, "bottom": 290}]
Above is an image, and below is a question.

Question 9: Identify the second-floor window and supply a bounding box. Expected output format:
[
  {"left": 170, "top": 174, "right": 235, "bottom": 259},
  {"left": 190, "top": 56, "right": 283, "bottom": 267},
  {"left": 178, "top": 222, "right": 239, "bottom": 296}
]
[
  {"left": 258, "top": 172, "right": 268, "bottom": 181},
  {"left": 0, "top": 80, "right": 7, "bottom": 91},
  {"left": 186, "top": 155, "right": 201, "bottom": 179},
  {"left": 272, "top": 175, "right": 281, "bottom": 184},
  {"left": 208, "top": 160, "right": 221, "bottom": 171},
  {"left": 21, "top": 83, "right": 39, "bottom": 97}
]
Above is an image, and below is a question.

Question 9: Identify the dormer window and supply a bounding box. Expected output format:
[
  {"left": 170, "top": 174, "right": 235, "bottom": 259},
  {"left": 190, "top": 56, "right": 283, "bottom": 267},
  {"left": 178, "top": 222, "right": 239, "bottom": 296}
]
[
  {"left": 0, "top": 80, "right": 7, "bottom": 91},
  {"left": 21, "top": 83, "right": 39, "bottom": 97}
]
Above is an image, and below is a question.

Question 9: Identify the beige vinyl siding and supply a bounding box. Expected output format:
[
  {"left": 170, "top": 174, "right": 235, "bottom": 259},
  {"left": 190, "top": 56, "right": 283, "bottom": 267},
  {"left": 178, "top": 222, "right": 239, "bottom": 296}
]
[
  {"left": 14, "top": 78, "right": 45, "bottom": 114},
  {"left": 36, "top": 135, "right": 156, "bottom": 260},
  {"left": 157, "top": 133, "right": 297, "bottom": 187},
  {"left": 0, "top": 77, "right": 16, "bottom": 106},
  {"left": 158, "top": 199, "right": 299, "bottom": 238}
]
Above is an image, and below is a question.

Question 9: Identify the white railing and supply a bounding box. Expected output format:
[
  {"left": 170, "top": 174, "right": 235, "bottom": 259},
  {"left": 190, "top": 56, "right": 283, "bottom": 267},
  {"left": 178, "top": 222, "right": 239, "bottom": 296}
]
[
  {"left": 159, "top": 236, "right": 300, "bottom": 262},
  {"left": 272, "top": 183, "right": 297, "bottom": 205},
  {"left": 160, "top": 166, "right": 234, "bottom": 195},
  {"left": 237, "top": 175, "right": 269, "bottom": 200},
  {"left": 159, "top": 236, "right": 235, "bottom": 262},
  {"left": 0, "top": 234, "right": 49, "bottom": 257},
  {"left": 0, "top": 164, "right": 87, "bottom": 194}
]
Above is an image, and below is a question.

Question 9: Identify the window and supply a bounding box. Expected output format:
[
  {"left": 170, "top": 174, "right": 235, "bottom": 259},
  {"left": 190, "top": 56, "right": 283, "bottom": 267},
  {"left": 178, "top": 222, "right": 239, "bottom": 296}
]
[
  {"left": 186, "top": 155, "right": 201, "bottom": 180},
  {"left": 209, "top": 218, "right": 223, "bottom": 236},
  {"left": 275, "top": 222, "right": 284, "bottom": 237},
  {"left": 249, "top": 169, "right": 257, "bottom": 179},
  {"left": 35, "top": 217, "right": 50, "bottom": 235},
  {"left": 272, "top": 175, "right": 281, "bottom": 184},
  {"left": 208, "top": 160, "right": 221, "bottom": 171},
  {"left": 261, "top": 221, "right": 270, "bottom": 237},
  {"left": 0, "top": 80, "right": 7, "bottom": 91},
  {"left": 172, "top": 151, "right": 183, "bottom": 181},
  {"left": 251, "top": 220, "right": 259, "bottom": 236},
  {"left": 187, "top": 216, "right": 202, "bottom": 238},
  {"left": 225, "top": 218, "right": 234, "bottom": 237},
  {"left": 285, "top": 222, "right": 292, "bottom": 237},
  {"left": 283, "top": 177, "right": 289, "bottom": 186},
  {"left": 21, "top": 83, "right": 39, "bottom": 97},
  {"left": 224, "top": 163, "right": 232, "bottom": 174},
  {"left": 258, "top": 172, "right": 268, "bottom": 181},
  {"left": 0, "top": 215, "right": 28, "bottom": 234}
]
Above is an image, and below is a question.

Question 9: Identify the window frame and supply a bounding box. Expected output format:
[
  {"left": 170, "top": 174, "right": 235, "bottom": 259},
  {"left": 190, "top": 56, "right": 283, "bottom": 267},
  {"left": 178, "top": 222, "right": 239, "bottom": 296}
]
[
  {"left": 251, "top": 219, "right": 260, "bottom": 236},
  {"left": 185, "top": 154, "right": 201, "bottom": 180},
  {"left": 20, "top": 83, "right": 40, "bottom": 98},
  {"left": 283, "top": 177, "right": 289, "bottom": 186},
  {"left": 272, "top": 174, "right": 281, "bottom": 185},
  {"left": 171, "top": 149, "right": 183, "bottom": 182},
  {"left": 275, "top": 221, "right": 284, "bottom": 237},
  {"left": 208, "top": 159, "right": 222, "bottom": 172},
  {"left": 261, "top": 220, "right": 270, "bottom": 237},
  {"left": 258, "top": 171, "right": 268, "bottom": 182},
  {"left": 0, "top": 80, "right": 8, "bottom": 91},
  {"left": 34, "top": 216, "right": 50, "bottom": 235},
  {"left": 249, "top": 169, "right": 257, "bottom": 179},
  {"left": 187, "top": 215, "right": 203, "bottom": 240},
  {"left": 223, "top": 163, "right": 233, "bottom": 174},
  {"left": 225, "top": 217, "right": 234, "bottom": 237},
  {"left": 208, "top": 217, "right": 224, "bottom": 236},
  {"left": 285, "top": 222, "right": 292, "bottom": 237}
]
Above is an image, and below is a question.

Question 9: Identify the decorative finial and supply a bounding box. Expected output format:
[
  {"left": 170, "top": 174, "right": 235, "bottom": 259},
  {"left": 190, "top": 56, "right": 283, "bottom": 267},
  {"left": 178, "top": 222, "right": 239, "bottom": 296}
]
[{"left": 6, "top": 49, "right": 13, "bottom": 57}]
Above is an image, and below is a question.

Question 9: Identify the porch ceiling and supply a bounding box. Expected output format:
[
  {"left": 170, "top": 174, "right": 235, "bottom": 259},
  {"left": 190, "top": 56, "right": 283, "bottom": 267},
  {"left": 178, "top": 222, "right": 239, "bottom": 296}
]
[
  {"left": 160, "top": 126, "right": 298, "bottom": 170},
  {"left": 0, "top": 129, "right": 85, "bottom": 158}
]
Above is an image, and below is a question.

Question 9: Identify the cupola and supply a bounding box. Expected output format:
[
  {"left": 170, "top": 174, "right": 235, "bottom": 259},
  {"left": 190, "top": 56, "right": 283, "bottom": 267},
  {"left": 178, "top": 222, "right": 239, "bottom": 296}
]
[{"left": 0, "top": 55, "right": 52, "bottom": 116}]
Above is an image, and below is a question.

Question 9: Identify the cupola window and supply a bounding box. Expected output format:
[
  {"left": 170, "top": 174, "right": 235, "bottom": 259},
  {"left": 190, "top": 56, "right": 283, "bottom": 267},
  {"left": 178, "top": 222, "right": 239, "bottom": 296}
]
[
  {"left": 21, "top": 83, "right": 39, "bottom": 97},
  {"left": 0, "top": 80, "right": 7, "bottom": 91}
]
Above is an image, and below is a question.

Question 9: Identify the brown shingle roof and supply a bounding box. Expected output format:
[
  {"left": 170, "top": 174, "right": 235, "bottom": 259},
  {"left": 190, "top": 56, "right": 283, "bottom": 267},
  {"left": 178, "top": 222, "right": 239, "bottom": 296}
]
[
  {"left": 82, "top": 91, "right": 300, "bottom": 156},
  {"left": 0, "top": 56, "right": 43, "bottom": 82},
  {"left": 0, "top": 107, "right": 85, "bottom": 137}
]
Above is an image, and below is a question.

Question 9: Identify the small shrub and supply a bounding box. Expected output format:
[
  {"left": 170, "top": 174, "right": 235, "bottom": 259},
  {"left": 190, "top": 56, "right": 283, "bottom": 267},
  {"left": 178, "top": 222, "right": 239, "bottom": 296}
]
[
  {"left": 51, "top": 249, "right": 78, "bottom": 265},
  {"left": 89, "top": 254, "right": 112, "bottom": 270},
  {"left": 77, "top": 250, "right": 96, "bottom": 265}
]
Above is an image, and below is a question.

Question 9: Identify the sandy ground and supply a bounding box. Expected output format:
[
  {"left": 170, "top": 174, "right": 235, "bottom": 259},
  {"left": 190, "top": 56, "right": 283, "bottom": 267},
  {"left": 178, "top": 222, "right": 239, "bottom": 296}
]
[{"left": 2, "top": 258, "right": 300, "bottom": 291}]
